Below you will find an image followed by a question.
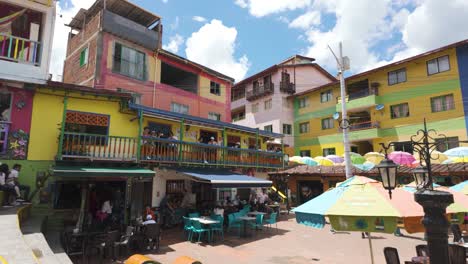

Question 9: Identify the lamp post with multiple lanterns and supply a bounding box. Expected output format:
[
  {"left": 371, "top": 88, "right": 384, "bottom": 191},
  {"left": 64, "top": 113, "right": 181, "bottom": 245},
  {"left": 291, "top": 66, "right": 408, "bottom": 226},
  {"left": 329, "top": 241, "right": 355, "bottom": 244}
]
[{"left": 376, "top": 119, "right": 454, "bottom": 264}]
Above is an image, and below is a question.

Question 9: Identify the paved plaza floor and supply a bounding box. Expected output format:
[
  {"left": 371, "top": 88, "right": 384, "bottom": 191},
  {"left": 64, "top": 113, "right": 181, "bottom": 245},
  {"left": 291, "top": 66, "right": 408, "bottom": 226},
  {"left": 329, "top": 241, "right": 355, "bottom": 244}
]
[{"left": 146, "top": 215, "right": 427, "bottom": 264}]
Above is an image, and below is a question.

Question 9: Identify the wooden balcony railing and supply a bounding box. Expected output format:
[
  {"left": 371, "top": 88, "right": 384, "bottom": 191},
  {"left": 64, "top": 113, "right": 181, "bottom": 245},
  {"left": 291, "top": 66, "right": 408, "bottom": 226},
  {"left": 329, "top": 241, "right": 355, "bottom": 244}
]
[
  {"left": 246, "top": 83, "right": 274, "bottom": 101},
  {"left": 279, "top": 82, "right": 295, "bottom": 94},
  {"left": 59, "top": 133, "right": 284, "bottom": 168},
  {"left": 0, "top": 34, "right": 41, "bottom": 65}
]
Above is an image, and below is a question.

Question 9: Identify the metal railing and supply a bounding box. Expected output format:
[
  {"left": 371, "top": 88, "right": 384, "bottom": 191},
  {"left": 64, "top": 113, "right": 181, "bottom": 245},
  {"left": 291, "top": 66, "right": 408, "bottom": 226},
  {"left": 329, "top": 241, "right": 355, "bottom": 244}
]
[
  {"left": 338, "top": 121, "right": 380, "bottom": 131},
  {"left": 246, "top": 83, "right": 274, "bottom": 101},
  {"left": 0, "top": 34, "right": 41, "bottom": 65},
  {"left": 59, "top": 133, "right": 284, "bottom": 168},
  {"left": 336, "top": 87, "right": 379, "bottom": 103},
  {"left": 280, "top": 82, "right": 295, "bottom": 94}
]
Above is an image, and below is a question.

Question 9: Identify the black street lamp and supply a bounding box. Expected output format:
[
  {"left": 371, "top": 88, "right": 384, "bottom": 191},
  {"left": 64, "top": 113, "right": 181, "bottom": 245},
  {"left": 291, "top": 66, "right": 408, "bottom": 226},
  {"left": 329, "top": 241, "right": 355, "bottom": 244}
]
[{"left": 377, "top": 119, "right": 454, "bottom": 264}]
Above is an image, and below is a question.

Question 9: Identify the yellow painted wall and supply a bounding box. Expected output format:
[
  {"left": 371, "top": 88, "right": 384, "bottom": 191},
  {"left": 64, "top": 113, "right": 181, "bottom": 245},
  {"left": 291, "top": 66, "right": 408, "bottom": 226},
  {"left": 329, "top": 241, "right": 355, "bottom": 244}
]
[
  {"left": 28, "top": 90, "right": 136, "bottom": 161},
  {"left": 199, "top": 76, "right": 226, "bottom": 103}
]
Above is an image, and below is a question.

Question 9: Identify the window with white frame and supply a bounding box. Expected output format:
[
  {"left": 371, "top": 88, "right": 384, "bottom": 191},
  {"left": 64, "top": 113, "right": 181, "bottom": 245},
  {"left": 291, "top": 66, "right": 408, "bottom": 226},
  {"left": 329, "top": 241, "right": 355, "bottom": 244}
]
[
  {"left": 390, "top": 103, "right": 410, "bottom": 119},
  {"left": 170, "top": 102, "right": 189, "bottom": 114},
  {"left": 208, "top": 112, "right": 221, "bottom": 121},
  {"left": 252, "top": 103, "right": 259, "bottom": 113},
  {"left": 299, "top": 122, "right": 310, "bottom": 134},
  {"left": 431, "top": 94, "right": 454, "bottom": 112},
  {"left": 427, "top": 55, "right": 450, "bottom": 75},
  {"left": 298, "top": 97, "right": 309, "bottom": 108},
  {"left": 388, "top": 68, "right": 406, "bottom": 85},
  {"left": 264, "top": 125, "right": 273, "bottom": 132},
  {"left": 320, "top": 90, "right": 332, "bottom": 103},
  {"left": 282, "top": 124, "right": 292, "bottom": 135},
  {"left": 113, "top": 43, "right": 146, "bottom": 80},
  {"left": 264, "top": 99, "right": 272, "bottom": 110},
  {"left": 210, "top": 81, "right": 221, "bottom": 96},
  {"left": 321, "top": 118, "right": 334, "bottom": 130}
]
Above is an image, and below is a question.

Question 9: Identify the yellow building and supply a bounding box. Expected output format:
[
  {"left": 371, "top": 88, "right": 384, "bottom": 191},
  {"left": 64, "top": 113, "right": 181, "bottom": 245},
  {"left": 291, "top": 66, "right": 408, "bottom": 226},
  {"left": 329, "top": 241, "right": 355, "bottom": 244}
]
[{"left": 294, "top": 39, "right": 468, "bottom": 158}]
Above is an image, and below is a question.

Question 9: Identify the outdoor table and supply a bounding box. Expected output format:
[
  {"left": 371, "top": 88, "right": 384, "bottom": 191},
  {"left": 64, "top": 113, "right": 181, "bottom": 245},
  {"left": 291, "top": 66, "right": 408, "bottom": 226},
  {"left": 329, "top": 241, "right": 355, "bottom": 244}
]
[
  {"left": 190, "top": 217, "right": 219, "bottom": 225},
  {"left": 237, "top": 216, "right": 256, "bottom": 238},
  {"left": 411, "top": 256, "right": 430, "bottom": 264}
]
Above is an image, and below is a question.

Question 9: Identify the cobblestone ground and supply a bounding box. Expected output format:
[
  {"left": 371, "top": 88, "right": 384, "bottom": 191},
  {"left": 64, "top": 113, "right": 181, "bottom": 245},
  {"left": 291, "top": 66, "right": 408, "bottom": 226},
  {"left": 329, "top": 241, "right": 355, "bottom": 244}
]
[{"left": 146, "top": 215, "right": 426, "bottom": 264}]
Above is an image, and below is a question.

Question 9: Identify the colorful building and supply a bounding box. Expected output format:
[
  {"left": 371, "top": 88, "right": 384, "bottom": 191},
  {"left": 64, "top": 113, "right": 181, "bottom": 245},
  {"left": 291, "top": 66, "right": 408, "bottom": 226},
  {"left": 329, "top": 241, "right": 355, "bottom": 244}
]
[
  {"left": 62, "top": 0, "right": 234, "bottom": 122},
  {"left": 294, "top": 39, "right": 468, "bottom": 158},
  {"left": 230, "top": 55, "right": 336, "bottom": 156}
]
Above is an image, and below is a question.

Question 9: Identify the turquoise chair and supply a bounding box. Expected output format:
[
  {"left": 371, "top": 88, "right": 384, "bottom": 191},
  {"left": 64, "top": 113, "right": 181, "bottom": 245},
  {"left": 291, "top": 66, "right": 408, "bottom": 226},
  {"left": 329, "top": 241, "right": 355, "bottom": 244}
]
[
  {"left": 189, "top": 212, "right": 200, "bottom": 218},
  {"left": 243, "top": 204, "right": 251, "bottom": 211},
  {"left": 182, "top": 216, "right": 193, "bottom": 241},
  {"left": 210, "top": 215, "right": 224, "bottom": 241},
  {"left": 264, "top": 212, "right": 278, "bottom": 231},
  {"left": 191, "top": 220, "right": 211, "bottom": 242},
  {"left": 227, "top": 214, "right": 241, "bottom": 237},
  {"left": 249, "top": 214, "right": 264, "bottom": 231}
]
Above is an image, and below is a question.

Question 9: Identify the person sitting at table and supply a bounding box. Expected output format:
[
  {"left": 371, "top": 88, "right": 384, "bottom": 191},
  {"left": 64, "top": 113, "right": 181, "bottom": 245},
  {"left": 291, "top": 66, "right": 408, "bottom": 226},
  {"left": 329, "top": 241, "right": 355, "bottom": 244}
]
[
  {"left": 143, "top": 214, "right": 156, "bottom": 225},
  {"left": 145, "top": 205, "right": 155, "bottom": 222}
]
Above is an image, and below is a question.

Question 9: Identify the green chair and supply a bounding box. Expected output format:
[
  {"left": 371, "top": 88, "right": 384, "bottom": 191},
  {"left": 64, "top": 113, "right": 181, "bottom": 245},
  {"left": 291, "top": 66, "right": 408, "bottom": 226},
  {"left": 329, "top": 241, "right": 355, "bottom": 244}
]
[
  {"left": 265, "top": 212, "right": 278, "bottom": 232},
  {"left": 191, "top": 220, "right": 211, "bottom": 243},
  {"left": 188, "top": 212, "right": 200, "bottom": 218},
  {"left": 210, "top": 215, "right": 224, "bottom": 241},
  {"left": 227, "top": 214, "right": 241, "bottom": 237},
  {"left": 249, "top": 214, "right": 264, "bottom": 231},
  {"left": 182, "top": 216, "right": 193, "bottom": 241}
]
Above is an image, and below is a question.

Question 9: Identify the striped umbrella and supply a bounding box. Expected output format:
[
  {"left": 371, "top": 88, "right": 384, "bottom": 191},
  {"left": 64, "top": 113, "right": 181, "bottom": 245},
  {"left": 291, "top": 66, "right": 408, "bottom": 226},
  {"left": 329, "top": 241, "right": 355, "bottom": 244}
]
[
  {"left": 444, "top": 147, "right": 468, "bottom": 158},
  {"left": 452, "top": 156, "right": 468, "bottom": 163},
  {"left": 388, "top": 151, "right": 416, "bottom": 165},
  {"left": 364, "top": 152, "right": 385, "bottom": 164},
  {"left": 450, "top": 181, "right": 468, "bottom": 195}
]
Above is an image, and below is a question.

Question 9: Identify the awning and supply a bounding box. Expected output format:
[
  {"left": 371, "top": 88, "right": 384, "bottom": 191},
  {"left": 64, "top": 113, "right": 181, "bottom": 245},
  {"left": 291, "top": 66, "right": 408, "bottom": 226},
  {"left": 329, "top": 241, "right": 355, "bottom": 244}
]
[
  {"left": 177, "top": 169, "right": 272, "bottom": 188},
  {"left": 52, "top": 166, "right": 155, "bottom": 178}
]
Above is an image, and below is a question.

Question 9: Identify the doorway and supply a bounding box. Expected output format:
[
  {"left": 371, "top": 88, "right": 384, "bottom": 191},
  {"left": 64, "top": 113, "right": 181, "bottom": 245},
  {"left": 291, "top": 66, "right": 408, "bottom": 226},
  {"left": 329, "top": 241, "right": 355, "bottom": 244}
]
[{"left": 297, "top": 180, "right": 323, "bottom": 205}]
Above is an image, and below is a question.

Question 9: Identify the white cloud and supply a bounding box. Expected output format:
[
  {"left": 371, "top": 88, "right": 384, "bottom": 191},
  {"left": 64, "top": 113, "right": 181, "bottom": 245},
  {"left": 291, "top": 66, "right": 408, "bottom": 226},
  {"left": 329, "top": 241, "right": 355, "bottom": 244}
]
[
  {"left": 169, "top": 16, "right": 179, "bottom": 30},
  {"left": 163, "top": 34, "right": 184, "bottom": 53},
  {"left": 185, "top": 20, "right": 250, "bottom": 81},
  {"left": 234, "top": 0, "right": 311, "bottom": 17},
  {"left": 277, "top": 16, "right": 290, "bottom": 24},
  {"left": 192, "top": 16, "right": 207, "bottom": 23},
  {"left": 50, "top": 0, "right": 95, "bottom": 81},
  {"left": 289, "top": 10, "right": 321, "bottom": 30}
]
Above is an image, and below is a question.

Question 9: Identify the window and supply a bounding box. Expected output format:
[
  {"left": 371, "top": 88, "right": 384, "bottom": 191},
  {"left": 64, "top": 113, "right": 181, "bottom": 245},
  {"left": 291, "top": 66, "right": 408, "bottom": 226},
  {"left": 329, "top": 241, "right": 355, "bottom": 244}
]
[
  {"left": 252, "top": 103, "right": 259, "bottom": 113},
  {"left": 64, "top": 111, "right": 110, "bottom": 146},
  {"left": 321, "top": 118, "right": 334, "bottom": 130},
  {"left": 427, "top": 55, "right": 450, "bottom": 75},
  {"left": 394, "top": 141, "right": 413, "bottom": 154},
  {"left": 264, "top": 125, "right": 273, "bottom": 132},
  {"left": 351, "top": 146, "right": 359, "bottom": 153},
  {"left": 300, "top": 150, "right": 311, "bottom": 157},
  {"left": 388, "top": 68, "right": 406, "bottom": 85},
  {"left": 298, "top": 97, "right": 309, "bottom": 108},
  {"left": 210, "top": 81, "right": 221, "bottom": 96},
  {"left": 264, "top": 99, "right": 272, "bottom": 110},
  {"left": 208, "top": 112, "right": 221, "bottom": 121},
  {"left": 170, "top": 102, "right": 189, "bottom": 114},
  {"left": 232, "top": 109, "right": 245, "bottom": 121},
  {"left": 283, "top": 124, "right": 292, "bottom": 135},
  {"left": 390, "top": 103, "right": 410, "bottom": 119},
  {"left": 431, "top": 94, "right": 454, "bottom": 112},
  {"left": 113, "top": 43, "right": 146, "bottom": 80},
  {"left": 323, "top": 148, "right": 336, "bottom": 156},
  {"left": 299, "top": 122, "right": 310, "bottom": 134},
  {"left": 80, "top": 47, "right": 89, "bottom": 67},
  {"left": 435, "top": 137, "right": 459, "bottom": 152},
  {"left": 231, "top": 87, "right": 245, "bottom": 101},
  {"left": 320, "top": 90, "right": 333, "bottom": 103}
]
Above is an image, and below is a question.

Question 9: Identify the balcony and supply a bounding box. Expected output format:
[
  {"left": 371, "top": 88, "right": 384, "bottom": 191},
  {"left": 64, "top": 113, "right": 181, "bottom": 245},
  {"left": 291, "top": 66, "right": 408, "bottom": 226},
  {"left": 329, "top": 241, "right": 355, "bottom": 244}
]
[
  {"left": 0, "top": 34, "right": 41, "bottom": 66},
  {"left": 336, "top": 88, "right": 379, "bottom": 112},
  {"left": 246, "top": 83, "right": 274, "bottom": 101},
  {"left": 280, "top": 81, "right": 295, "bottom": 94},
  {"left": 337, "top": 121, "right": 381, "bottom": 141},
  {"left": 58, "top": 133, "right": 284, "bottom": 169}
]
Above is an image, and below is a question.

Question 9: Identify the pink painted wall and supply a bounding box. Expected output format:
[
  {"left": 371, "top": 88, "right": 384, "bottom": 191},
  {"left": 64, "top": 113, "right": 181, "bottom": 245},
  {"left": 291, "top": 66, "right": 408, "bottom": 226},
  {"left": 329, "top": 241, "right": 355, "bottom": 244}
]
[{"left": 7, "top": 87, "right": 34, "bottom": 133}]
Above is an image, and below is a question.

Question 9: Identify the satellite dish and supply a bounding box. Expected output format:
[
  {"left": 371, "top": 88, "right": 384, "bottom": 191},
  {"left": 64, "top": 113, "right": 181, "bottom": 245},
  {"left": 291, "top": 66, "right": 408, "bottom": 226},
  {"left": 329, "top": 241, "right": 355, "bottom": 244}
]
[
  {"left": 376, "top": 104, "right": 385, "bottom": 111},
  {"left": 333, "top": 112, "right": 340, "bottom": 120}
]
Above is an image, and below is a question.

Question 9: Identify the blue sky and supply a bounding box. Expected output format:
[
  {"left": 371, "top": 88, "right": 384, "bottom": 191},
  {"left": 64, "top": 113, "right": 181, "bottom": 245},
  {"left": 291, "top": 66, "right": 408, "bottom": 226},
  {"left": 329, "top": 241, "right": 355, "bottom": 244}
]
[{"left": 52, "top": 0, "right": 468, "bottom": 82}]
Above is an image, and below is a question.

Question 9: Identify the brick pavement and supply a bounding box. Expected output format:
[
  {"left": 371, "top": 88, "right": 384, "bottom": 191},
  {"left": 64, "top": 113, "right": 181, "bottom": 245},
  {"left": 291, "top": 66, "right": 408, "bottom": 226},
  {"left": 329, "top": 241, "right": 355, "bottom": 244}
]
[{"left": 146, "top": 215, "right": 427, "bottom": 264}]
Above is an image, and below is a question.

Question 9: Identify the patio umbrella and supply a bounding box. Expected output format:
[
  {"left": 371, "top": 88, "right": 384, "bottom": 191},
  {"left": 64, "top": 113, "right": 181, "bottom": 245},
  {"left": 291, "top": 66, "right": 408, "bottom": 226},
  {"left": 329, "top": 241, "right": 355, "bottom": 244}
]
[
  {"left": 353, "top": 161, "right": 375, "bottom": 171},
  {"left": 364, "top": 152, "right": 385, "bottom": 165},
  {"left": 325, "top": 155, "right": 344, "bottom": 164},
  {"left": 293, "top": 176, "right": 426, "bottom": 264},
  {"left": 289, "top": 156, "right": 305, "bottom": 164},
  {"left": 300, "top": 156, "right": 318, "bottom": 166},
  {"left": 388, "top": 151, "right": 415, "bottom": 165},
  {"left": 413, "top": 150, "right": 448, "bottom": 164},
  {"left": 314, "top": 156, "right": 334, "bottom": 166},
  {"left": 349, "top": 152, "right": 366, "bottom": 165},
  {"left": 444, "top": 147, "right": 468, "bottom": 157},
  {"left": 452, "top": 156, "right": 468, "bottom": 163},
  {"left": 450, "top": 181, "right": 468, "bottom": 195}
]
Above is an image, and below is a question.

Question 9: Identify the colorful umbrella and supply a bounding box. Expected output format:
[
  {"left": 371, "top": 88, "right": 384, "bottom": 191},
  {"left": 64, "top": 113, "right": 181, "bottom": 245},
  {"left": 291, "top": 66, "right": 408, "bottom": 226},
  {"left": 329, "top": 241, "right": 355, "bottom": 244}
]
[
  {"left": 349, "top": 152, "right": 366, "bottom": 165},
  {"left": 300, "top": 156, "right": 318, "bottom": 166},
  {"left": 364, "top": 152, "right": 385, "bottom": 164},
  {"left": 388, "top": 151, "right": 415, "bottom": 165},
  {"left": 444, "top": 147, "right": 468, "bottom": 157},
  {"left": 353, "top": 161, "right": 375, "bottom": 171},
  {"left": 413, "top": 150, "right": 448, "bottom": 164},
  {"left": 452, "top": 156, "right": 468, "bottom": 163},
  {"left": 326, "top": 155, "right": 344, "bottom": 164},
  {"left": 450, "top": 181, "right": 468, "bottom": 195},
  {"left": 289, "top": 156, "right": 305, "bottom": 164},
  {"left": 314, "top": 156, "right": 334, "bottom": 166}
]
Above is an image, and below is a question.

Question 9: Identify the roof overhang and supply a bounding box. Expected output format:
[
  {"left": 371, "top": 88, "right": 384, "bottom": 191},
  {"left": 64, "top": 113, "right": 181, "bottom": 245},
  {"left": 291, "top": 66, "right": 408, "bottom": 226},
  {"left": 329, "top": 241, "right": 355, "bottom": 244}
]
[
  {"left": 52, "top": 166, "right": 155, "bottom": 178},
  {"left": 177, "top": 169, "right": 272, "bottom": 188}
]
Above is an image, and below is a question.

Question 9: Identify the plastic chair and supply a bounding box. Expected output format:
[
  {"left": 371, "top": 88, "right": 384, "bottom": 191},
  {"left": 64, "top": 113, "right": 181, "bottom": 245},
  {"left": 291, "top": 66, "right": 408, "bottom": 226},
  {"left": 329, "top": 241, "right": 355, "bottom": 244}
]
[
  {"left": 249, "top": 214, "right": 264, "bottom": 231},
  {"left": 448, "top": 244, "right": 466, "bottom": 264},
  {"left": 415, "top": 244, "right": 428, "bottom": 257},
  {"left": 265, "top": 212, "right": 278, "bottom": 231},
  {"left": 182, "top": 217, "right": 193, "bottom": 241},
  {"left": 114, "top": 226, "right": 135, "bottom": 257},
  {"left": 383, "top": 247, "right": 400, "bottom": 264},
  {"left": 188, "top": 212, "right": 200, "bottom": 218},
  {"left": 227, "top": 214, "right": 241, "bottom": 237},
  {"left": 191, "top": 220, "right": 211, "bottom": 243},
  {"left": 210, "top": 215, "right": 224, "bottom": 241}
]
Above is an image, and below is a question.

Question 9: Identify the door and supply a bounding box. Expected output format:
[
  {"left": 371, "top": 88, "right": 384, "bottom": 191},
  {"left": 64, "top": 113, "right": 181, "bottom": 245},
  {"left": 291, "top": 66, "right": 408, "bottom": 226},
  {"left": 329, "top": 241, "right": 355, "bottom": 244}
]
[{"left": 297, "top": 180, "right": 323, "bottom": 205}]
